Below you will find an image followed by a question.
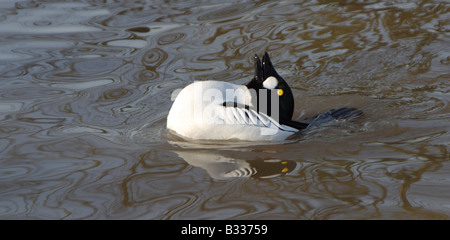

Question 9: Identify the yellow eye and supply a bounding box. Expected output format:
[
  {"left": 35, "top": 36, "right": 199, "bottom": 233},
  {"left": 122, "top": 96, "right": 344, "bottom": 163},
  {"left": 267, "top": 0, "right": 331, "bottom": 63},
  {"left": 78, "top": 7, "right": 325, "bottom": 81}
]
[{"left": 277, "top": 89, "right": 284, "bottom": 96}]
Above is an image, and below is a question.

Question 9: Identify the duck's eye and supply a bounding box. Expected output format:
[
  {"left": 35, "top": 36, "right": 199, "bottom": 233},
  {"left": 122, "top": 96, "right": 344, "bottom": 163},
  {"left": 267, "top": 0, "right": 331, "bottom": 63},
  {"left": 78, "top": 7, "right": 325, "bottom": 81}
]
[{"left": 278, "top": 89, "right": 284, "bottom": 96}]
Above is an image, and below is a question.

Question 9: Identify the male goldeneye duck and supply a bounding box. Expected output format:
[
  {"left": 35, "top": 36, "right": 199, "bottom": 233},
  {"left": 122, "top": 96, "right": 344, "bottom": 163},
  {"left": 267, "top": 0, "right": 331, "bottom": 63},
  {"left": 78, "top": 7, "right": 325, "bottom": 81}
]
[{"left": 167, "top": 52, "right": 362, "bottom": 141}]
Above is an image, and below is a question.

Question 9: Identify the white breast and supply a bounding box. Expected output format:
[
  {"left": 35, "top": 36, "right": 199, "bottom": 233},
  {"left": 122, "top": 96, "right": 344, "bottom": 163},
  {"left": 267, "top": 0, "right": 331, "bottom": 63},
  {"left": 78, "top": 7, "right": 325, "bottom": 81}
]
[{"left": 167, "top": 81, "right": 297, "bottom": 141}]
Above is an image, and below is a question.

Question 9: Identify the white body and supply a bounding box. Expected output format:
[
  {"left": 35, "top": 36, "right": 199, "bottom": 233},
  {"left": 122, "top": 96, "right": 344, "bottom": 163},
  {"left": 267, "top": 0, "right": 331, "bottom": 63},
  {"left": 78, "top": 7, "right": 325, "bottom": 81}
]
[{"left": 167, "top": 81, "right": 297, "bottom": 141}]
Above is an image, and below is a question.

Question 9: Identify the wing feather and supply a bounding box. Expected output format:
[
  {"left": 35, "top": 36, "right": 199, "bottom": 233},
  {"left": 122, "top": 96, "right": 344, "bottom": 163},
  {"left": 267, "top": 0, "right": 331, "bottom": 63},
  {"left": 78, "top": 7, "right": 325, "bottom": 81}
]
[{"left": 220, "top": 104, "right": 297, "bottom": 133}]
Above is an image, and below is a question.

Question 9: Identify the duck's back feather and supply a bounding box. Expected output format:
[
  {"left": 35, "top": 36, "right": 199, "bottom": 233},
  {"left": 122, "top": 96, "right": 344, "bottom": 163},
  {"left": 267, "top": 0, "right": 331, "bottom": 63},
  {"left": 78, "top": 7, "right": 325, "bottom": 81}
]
[{"left": 167, "top": 81, "right": 298, "bottom": 141}]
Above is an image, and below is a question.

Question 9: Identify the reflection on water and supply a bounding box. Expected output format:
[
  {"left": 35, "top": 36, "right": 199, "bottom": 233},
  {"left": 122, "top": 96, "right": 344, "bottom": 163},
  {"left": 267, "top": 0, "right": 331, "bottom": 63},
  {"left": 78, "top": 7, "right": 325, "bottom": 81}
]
[
  {"left": 170, "top": 145, "right": 296, "bottom": 180},
  {"left": 0, "top": 1, "right": 449, "bottom": 219}
]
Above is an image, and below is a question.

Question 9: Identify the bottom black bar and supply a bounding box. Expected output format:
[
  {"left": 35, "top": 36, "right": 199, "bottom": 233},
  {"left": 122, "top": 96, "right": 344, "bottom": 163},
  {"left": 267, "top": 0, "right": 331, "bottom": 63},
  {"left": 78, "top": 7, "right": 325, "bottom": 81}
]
[{"left": 3, "top": 219, "right": 444, "bottom": 239}]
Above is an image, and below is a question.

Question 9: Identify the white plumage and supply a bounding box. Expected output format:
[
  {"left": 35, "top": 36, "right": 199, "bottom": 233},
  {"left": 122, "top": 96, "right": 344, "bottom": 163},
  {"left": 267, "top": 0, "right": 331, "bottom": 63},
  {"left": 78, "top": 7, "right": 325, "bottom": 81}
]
[{"left": 167, "top": 80, "right": 297, "bottom": 141}]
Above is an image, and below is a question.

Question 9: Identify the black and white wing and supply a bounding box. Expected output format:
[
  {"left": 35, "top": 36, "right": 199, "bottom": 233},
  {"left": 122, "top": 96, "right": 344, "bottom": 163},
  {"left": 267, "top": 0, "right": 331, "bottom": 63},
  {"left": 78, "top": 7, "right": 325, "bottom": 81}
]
[{"left": 219, "top": 104, "right": 298, "bottom": 133}]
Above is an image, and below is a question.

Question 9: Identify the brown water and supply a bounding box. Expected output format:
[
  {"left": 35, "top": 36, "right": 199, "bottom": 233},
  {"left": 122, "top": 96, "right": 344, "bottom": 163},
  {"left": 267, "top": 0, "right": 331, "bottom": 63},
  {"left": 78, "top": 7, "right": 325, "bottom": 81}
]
[{"left": 0, "top": 0, "right": 449, "bottom": 219}]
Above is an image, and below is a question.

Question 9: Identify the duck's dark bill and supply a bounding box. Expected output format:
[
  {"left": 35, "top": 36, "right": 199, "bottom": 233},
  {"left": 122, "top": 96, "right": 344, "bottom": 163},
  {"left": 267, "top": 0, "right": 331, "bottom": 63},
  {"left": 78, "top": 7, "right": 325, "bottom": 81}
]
[{"left": 262, "top": 52, "right": 280, "bottom": 79}]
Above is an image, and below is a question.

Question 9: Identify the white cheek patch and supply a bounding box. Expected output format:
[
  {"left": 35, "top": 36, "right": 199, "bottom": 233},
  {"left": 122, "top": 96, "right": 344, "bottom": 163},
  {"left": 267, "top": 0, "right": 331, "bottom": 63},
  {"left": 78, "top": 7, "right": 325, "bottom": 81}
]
[{"left": 263, "top": 76, "right": 278, "bottom": 89}]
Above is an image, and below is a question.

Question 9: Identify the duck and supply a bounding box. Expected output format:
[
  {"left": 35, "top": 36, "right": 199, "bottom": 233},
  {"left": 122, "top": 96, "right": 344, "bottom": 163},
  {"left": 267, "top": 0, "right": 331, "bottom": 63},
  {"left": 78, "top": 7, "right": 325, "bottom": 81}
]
[{"left": 167, "top": 52, "right": 362, "bottom": 141}]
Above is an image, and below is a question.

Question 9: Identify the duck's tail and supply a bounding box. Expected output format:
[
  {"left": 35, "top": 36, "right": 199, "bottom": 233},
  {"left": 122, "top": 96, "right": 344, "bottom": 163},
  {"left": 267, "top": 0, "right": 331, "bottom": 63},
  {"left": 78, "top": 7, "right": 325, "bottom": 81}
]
[{"left": 303, "top": 107, "right": 363, "bottom": 129}]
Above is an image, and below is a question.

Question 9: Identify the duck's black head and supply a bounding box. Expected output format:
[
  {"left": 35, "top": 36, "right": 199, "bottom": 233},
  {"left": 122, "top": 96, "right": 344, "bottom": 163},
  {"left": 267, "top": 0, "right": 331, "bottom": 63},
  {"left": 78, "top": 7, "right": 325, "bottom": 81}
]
[{"left": 246, "top": 52, "right": 295, "bottom": 122}]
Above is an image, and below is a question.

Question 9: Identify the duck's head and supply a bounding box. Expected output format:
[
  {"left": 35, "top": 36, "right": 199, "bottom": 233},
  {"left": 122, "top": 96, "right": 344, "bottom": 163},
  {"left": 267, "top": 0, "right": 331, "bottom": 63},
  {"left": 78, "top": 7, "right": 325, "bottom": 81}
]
[{"left": 246, "top": 52, "right": 295, "bottom": 121}]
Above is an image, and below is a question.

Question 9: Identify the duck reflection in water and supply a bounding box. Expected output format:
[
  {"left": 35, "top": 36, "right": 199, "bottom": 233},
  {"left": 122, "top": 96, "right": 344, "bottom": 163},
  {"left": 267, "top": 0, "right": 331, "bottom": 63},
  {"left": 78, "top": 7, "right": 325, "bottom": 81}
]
[{"left": 173, "top": 150, "right": 296, "bottom": 180}]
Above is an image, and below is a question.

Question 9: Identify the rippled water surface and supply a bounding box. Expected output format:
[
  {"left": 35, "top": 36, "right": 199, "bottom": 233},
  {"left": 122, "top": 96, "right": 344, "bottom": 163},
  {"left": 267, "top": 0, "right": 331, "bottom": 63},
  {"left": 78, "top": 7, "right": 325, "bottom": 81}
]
[{"left": 0, "top": 0, "right": 449, "bottom": 219}]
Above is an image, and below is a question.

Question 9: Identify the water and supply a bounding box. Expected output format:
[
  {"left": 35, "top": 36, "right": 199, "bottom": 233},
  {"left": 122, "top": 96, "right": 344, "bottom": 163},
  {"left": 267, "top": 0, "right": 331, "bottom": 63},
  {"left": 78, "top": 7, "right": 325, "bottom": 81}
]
[{"left": 0, "top": 0, "right": 449, "bottom": 219}]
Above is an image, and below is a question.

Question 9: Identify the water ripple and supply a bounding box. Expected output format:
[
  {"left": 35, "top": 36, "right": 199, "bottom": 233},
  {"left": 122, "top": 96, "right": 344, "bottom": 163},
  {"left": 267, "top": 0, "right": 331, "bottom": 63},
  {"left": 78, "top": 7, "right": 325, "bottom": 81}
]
[{"left": 1, "top": 0, "right": 449, "bottom": 220}]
